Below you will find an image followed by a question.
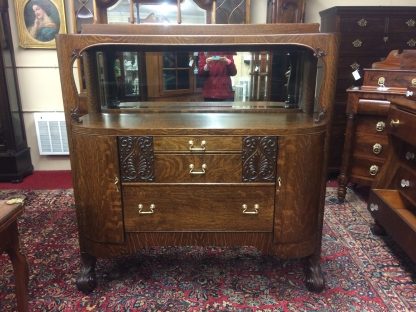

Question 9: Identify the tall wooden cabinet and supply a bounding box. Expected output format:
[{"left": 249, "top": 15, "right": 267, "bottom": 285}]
[
  {"left": 0, "top": 0, "right": 33, "bottom": 182},
  {"left": 320, "top": 6, "right": 416, "bottom": 173}
]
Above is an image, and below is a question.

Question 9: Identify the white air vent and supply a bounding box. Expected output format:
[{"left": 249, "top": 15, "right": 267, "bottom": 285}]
[{"left": 34, "top": 112, "right": 69, "bottom": 155}]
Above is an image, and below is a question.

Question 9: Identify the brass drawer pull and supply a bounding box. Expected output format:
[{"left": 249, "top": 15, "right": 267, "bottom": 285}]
[
  {"left": 242, "top": 204, "right": 259, "bottom": 215},
  {"left": 407, "top": 90, "right": 414, "bottom": 98},
  {"left": 357, "top": 18, "right": 367, "bottom": 27},
  {"left": 188, "top": 140, "right": 206, "bottom": 151},
  {"left": 375, "top": 121, "right": 386, "bottom": 132},
  {"left": 377, "top": 77, "right": 385, "bottom": 87},
  {"left": 372, "top": 143, "right": 382, "bottom": 155},
  {"left": 369, "top": 203, "right": 379, "bottom": 212},
  {"left": 390, "top": 119, "right": 400, "bottom": 127},
  {"left": 369, "top": 165, "right": 379, "bottom": 176},
  {"left": 114, "top": 176, "right": 120, "bottom": 192},
  {"left": 400, "top": 179, "right": 410, "bottom": 188},
  {"left": 406, "top": 19, "right": 416, "bottom": 27},
  {"left": 412, "top": 78, "right": 416, "bottom": 86},
  {"left": 405, "top": 152, "right": 415, "bottom": 160},
  {"left": 138, "top": 203, "right": 155, "bottom": 214},
  {"left": 189, "top": 163, "right": 207, "bottom": 175},
  {"left": 407, "top": 38, "right": 416, "bottom": 48},
  {"left": 352, "top": 39, "right": 363, "bottom": 48}
]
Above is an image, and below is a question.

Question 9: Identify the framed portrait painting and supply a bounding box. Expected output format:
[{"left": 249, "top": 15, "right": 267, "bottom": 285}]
[{"left": 14, "top": 0, "right": 67, "bottom": 48}]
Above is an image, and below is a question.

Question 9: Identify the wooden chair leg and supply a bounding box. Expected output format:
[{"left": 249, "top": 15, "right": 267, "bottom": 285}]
[{"left": 6, "top": 222, "right": 29, "bottom": 312}]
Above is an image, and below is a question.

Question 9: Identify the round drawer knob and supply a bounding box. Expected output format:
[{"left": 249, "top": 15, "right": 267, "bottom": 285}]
[
  {"left": 369, "top": 203, "right": 379, "bottom": 211},
  {"left": 372, "top": 143, "right": 382, "bottom": 155},
  {"left": 400, "top": 179, "right": 410, "bottom": 188},
  {"left": 405, "top": 152, "right": 415, "bottom": 160},
  {"left": 369, "top": 165, "right": 379, "bottom": 176},
  {"left": 375, "top": 121, "right": 386, "bottom": 132}
]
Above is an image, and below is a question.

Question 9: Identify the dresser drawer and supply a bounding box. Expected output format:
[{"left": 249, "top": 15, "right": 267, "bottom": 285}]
[
  {"left": 153, "top": 136, "right": 242, "bottom": 152},
  {"left": 154, "top": 154, "right": 242, "bottom": 183},
  {"left": 350, "top": 156, "right": 384, "bottom": 180},
  {"left": 353, "top": 134, "right": 388, "bottom": 159},
  {"left": 391, "top": 166, "right": 416, "bottom": 208},
  {"left": 339, "top": 17, "right": 385, "bottom": 33},
  {"left": 363, "top": 69, "right": 416, "bottom": 88},
  {"left": 388, "top": 17, "right": 416, "bottom": 33},
  {"left": 355, "top": 116, "right": 388, "bottom": 135},
  {"left": 340, "top": 35, "right": 388, "bottom": 56},
  {"left": 389, "top": 106, "right": 416, "bottom": 145},
  {"left": 123, "top": 185, "right": 275, "bottom": 232}
]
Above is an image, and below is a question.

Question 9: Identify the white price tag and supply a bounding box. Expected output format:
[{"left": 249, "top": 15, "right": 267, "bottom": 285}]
[{"left": 352, "top": 70, "right": 361, "bottom": 81}]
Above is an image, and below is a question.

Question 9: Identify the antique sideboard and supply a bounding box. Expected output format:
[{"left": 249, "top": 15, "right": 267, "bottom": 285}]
[{"left": 56, "top": 24, "right": 338, "bottom": 293}]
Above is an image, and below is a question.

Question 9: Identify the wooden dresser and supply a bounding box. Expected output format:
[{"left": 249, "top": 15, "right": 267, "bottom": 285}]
[
  {"left": 367, "top": 94, "right": 416, "bottom": 264},
  {"left": 320, "top": 6, "right": 416, "bottom": 173},
  {"left": 56, "top": 24, "right": 338, "bottom": 293},
  {"left": 337, "top": 50, "right": 416, "bottom": 202}
]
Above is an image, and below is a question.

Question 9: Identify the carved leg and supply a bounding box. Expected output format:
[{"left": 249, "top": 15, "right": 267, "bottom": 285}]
[
  {"left": 370, "top": 221, "right": 386, "bottom": 236},
  {"left": 6, "top": 222, "right": 29, "bottom": 312},
  {"left": 337, "top": 173, "right": 347, "bottom": 203},
  {"left": 304, "top": 254, "right": 325, "bottom": 293},
  {"left": 76, "top": 252, "right": 97, "bottom": 294}
]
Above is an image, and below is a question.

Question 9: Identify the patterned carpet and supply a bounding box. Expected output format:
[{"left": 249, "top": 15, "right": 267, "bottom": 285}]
[{"left": 0, "top": 188, "right": 415, "bottom": 311}]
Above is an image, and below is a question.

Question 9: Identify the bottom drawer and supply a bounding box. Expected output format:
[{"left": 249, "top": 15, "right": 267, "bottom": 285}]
[{"left": 123, "top": 185, "right": 275, "bottom": 232}]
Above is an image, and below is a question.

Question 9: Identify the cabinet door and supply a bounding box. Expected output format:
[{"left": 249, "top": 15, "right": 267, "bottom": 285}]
[
  {"left": 274, "top": 132, "right": 326, "bottom": 244},
  {"left": 71, "top": 133, "right": 124, "bottom": 243}
]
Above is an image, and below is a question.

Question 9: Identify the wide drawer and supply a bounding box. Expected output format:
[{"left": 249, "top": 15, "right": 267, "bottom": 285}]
[
  {"left": 388, "top": 106, "right": 416, "bottom": 146},
  {"left": 154, "top": 154, "right": 242, "bottom": 182},
  {"left": 123, "top": 185, "right": 275, "bottom": 232},
  {"left": 339, "top": 17, "right": 385, "bottom": 34},
  {"left": 153, "top": 136, "right": 242, "bottom": 152}
]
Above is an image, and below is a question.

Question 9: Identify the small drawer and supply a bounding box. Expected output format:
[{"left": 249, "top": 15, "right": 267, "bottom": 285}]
[
  {"left": 350, "top": 157, "right": 384, "bottom": 180},
  {"left": 153, "top": 136, "right": 242, "bottom": 152},
  {"left": 339, "top": 35, "right": 388, "bottom": 55},
  {"left": 388, "top": 17, "right": 416, "bottom": 33},
  {"left": 391, "top": 166, "right": 416, "bottom": 208},
  {"left": 123, "top": 185, "right": 275, "bottom": 232},
  {"left": 355, "top": 116, "right": 388, "bottom": 134},
  {"left": 353, "top": 135, "right": 388, "bottom": 159},
  {"left": 362, "top": 70, "right": 416, "bottom": 89},
  {"left": 388, "top": 106, "right": 416, "bottom": 145},
  {"left": 154, "top": 154, "right": 242, "bottom": 183}
]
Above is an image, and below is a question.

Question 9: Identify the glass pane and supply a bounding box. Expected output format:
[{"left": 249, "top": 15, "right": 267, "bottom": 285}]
[
  {"left": 177, "top": 69, "right": 190, "bottom": 89},
  {"left": 122, "top": 52, "right": 139, "bottom": 96},
  {"left": 163, "top": 69, "right": 177, "bottom": 90},
  {"left": 163, "top": 52, "right": 176, "bottom": 68},
  {"left": 177, "top": 52, "right": 189, "bottom": 68}
]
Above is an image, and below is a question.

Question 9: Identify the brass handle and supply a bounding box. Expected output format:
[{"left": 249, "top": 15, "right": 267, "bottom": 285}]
[
  {"left": 138, "top": 203, "right": 155, "bottom": 214},
  {"left": 114, "top": 176, "right": 120, "bottom": 192},
  {"left": 390, "top": 119, "right": 400, "bottom": 127},
  {"left": 242, "top": 204, "right": 259, "bottom": 215},
  {"left": 375, "top": 121, "right": 386, "bottom": 132},
  {"left": 412, "top": 78, "right": 416, "bottom": 86},
  {"left": 407, "top": 90, "right": 414, "bottom": 97},
  {"left": 352, "top": 39, "right": 363, "bottom": 48},
  {"left": 369, "top": 203, "right": 379, "bottom": 212},
  {"left": 188, "top": 140, "right": 206, "bottom": 151},
  {"left": 369, "top": 165, "right": 379, "bottom": 176},
  {"left": 372, "top": 143, "right": 382, "bottom": 155},
  {"left": 377, "top": 77, "right": 385, "bottom": 87},
  {"left": 189, "top": 163, "right": 207, "bottom": 175},
  {"left": 406, "top": 19, "right": 416, "bottom": 27},
  {"left": 407, "top": 38, "right": 416, "bottom": 48},
  {"left": 357, "top": 18, "right": 367, "bottom": 27}
]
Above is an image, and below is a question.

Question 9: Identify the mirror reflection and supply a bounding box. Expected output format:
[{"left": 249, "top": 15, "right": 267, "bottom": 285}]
[{"left": 83, "top": 45, "right": 319, "bottom": 112}]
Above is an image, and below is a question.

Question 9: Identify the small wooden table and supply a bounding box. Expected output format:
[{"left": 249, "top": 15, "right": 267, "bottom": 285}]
[{"left": 0, "top": 198, "right": 29, "bottom": 312}]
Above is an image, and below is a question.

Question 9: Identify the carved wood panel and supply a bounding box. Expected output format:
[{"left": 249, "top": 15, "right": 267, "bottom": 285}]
[
  {"left": 242, "top": 136, "right": 278, "bottom": 182},
  {"left": 118, "top": 136, "right": 155, "bottom": 182}
]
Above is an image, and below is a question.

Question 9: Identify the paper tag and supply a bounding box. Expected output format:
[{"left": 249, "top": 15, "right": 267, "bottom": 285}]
[{"left": 352, "top": 70, "right": 361, "bottom": 81}]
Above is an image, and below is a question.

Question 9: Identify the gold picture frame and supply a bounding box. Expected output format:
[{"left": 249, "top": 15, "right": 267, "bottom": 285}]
[{"left": 14, "top": 0, "right": 67, "bottom": 49}]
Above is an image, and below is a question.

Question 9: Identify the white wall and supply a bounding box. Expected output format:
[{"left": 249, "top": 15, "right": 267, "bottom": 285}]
[{"left": 7, "top": 0, "right": 415, "bottom": 171}]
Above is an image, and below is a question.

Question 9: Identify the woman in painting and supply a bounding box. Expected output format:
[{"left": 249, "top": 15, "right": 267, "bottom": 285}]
[
  {"left": 198, "top": 52, "right": 237, "bottom": 101},
  {"left": 26, "top": 0, "right": 59, "bottom": 42}
]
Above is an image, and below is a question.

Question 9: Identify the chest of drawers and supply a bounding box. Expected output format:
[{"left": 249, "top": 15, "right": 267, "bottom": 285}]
[
  {"left": 320, "top": 6, "right": 416, "bottom": 172},
  {"left": 367, "top": 96, "right": 416, "bottom": 264}
]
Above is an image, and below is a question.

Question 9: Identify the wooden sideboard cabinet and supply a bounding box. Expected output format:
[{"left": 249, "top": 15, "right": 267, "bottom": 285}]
[
  {"left": 367, "top": 95, "right": 416, "bottom": 264},
  {"left": 56, "top": 24, "right": 338, "bottom": 293},
  {"left": 320, "top": 6, "right": 416, "bottom": 173}
]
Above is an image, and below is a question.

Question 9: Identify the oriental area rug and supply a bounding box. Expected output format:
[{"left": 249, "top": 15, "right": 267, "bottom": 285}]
[{"left": 0, "top": 188, "right": 415, "bottom": 311}]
